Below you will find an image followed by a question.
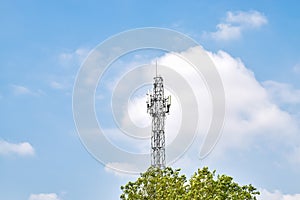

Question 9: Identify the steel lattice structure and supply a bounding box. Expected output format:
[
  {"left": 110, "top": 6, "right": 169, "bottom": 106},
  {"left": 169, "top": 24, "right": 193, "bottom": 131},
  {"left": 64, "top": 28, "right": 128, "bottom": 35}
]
[{"left": 146, "top": 74, "right": 171, "bottom": 168}]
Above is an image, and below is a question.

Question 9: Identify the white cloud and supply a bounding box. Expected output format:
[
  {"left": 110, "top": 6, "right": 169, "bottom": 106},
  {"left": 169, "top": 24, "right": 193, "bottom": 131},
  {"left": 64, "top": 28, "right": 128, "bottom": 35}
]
[
  {"left": 49, "top": 81, "right": 71, "bottom": 91},
  {"left": 226, "top": 10, "right": 268, "bottom": 28},
  {"left": 211, "top": 23, "right": 242, "bottom": 41},
  {"left": 11, "top": 84, "right": 43, "bottom": 96},
  {"left": 103, "top": 48, "right": 211, "bottom": 154},
  {"left": 99, "top": 46, "right": 300, "bottom": 180},
  {"left": 53, "top": 48, "right": 90, "bottom": 92},
  {"left": 50, "top": 81, "right": 65, "bottom": 90},
  {"left": 0, "top": 139, "right": 35, "bottom": 156},
  {"left": 259, "top": 189, "right": 300, "bottom": 200},
  {"left": 127, "top": 95, "right": 150, "bottom": 128},
  {"left": 207, "top": 10, "right": 268, "bottom": 41},
  {"left": 157, "top": 48, "right": 298, "bottom": 157},
  {"left": 28, "top": 193, "right": 60, "bottom": 200},
  {"left": 263, "top": 81, "right": 300, "bottom": 104},
  {"left": 59, "top": 47, "right": 90, "bottom": 67},
  {"left": 11, "top": 84, "right": 32, "bottom": 95},
  {"left": 208, "top": 50, "right": 298, "bottom": 151}
]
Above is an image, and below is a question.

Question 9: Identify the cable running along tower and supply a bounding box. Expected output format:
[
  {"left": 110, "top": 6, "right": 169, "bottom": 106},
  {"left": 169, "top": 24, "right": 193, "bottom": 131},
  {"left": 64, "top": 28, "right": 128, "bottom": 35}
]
[{"left": 146, "top": 64, "right": 171, "bottom": 168}]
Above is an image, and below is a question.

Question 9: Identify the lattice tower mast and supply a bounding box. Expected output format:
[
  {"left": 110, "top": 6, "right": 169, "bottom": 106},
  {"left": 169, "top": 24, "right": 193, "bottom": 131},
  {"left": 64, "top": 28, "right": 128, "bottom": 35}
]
[{"left": 146, "top": 64, "right": 171, "bottom": 168}]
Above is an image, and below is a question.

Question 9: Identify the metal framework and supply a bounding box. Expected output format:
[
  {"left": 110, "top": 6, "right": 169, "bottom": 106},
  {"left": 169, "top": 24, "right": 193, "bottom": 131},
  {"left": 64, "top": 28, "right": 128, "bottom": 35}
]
[{"left": 146, "top": 73, "right": 171, "bottom": 168}]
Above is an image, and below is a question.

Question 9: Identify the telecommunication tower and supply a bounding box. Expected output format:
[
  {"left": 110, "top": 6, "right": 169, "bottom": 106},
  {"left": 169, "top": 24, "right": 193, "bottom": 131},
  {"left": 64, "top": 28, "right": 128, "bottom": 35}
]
[{"left": 146, "top": 64, "right": 171, "bottom": 168}]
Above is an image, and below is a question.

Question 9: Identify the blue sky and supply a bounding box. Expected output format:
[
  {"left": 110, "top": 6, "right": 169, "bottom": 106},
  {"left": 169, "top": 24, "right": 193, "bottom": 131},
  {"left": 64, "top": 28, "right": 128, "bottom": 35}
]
[{"left": 1, "top": 1, "right": 300, "bottom": 200}]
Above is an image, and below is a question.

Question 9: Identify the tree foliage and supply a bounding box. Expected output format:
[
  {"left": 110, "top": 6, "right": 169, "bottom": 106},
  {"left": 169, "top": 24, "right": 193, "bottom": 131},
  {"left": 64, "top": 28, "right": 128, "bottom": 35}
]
[{"left": 120, "top": 167, "right": 259, "bottom": 200}]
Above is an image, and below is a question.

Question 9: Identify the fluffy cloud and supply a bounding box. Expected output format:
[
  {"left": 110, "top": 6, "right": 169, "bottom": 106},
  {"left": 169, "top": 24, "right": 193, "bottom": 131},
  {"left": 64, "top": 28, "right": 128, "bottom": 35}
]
[
  {"left": 263, "top": 80, "right": 300, "bottom": 104},
  {"left": 50, "top": 81, "right": 65, "bottom": 90},
  {"left": 11, "top": 85, "right": 33, "bottom": 95},
  {"left": 208, "top": 50, "right": 298, "bottom": 152},
  {"left": 49, "top": 80, "right": 72, "bottom": 91},
  {"left": 207, "top": 10, "right": 268, "bottom": 41},
  {"left": 0, "top": 139, "right": 35, "bottom": 156},
  {"left": 50, "top": 47, "right": 91, "bottom": 92},
  {"left": 259, "top": 189, "right": 300, "bottom": 200},
  {"left": 226, "top": 10, "right": 268, "bottom": 27},
  {"left": 11, "top": 84, "right": 43, "bottom": 96},
  {"left": 28, "top": 193, "right": 60, "bottom": 200},
  {"left": 100, "top": 46, "right": 300, "bottom": 175},
  {"left": 127, "top": 95, "right": 150, "bottom": 128},
  {"left": 128, "top": 48, "right": 299, "bottom": 155},
  {"left": 59, "top": 47, "right": 89, "bottom": 67}
]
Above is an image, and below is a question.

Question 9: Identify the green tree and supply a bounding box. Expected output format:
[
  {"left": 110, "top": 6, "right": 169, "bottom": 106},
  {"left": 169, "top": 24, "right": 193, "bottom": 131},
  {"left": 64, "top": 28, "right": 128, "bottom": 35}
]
[
  {"left": 120, "top": 167, "right": 259, "bottom": 200},
  {"left": 186, "top": 167, "right": 259, "bottom": 199}
]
